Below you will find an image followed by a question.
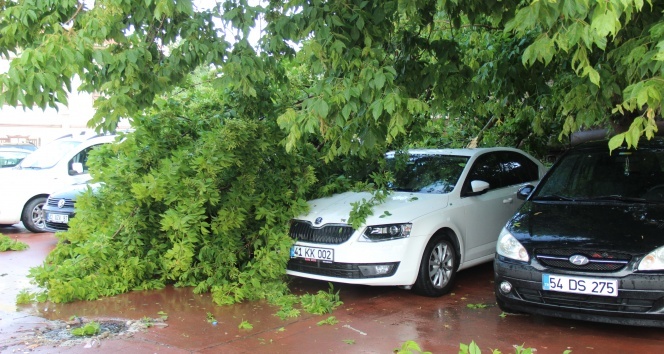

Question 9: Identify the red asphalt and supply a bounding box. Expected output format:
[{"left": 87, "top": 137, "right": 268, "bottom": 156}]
[{"left": 2, "top": 227, "right": 664, "bottom": 353}]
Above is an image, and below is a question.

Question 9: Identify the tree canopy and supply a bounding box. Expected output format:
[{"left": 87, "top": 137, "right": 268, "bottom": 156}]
[
  {"left": 2, "top": 0, "right": 663, "bottom": 305},
  {"left": 2, "top": 0, "right": 662, "bottom": 154}
]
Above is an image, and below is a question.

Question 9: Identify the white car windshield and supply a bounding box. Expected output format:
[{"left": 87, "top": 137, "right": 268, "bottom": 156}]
[
  {"left": 387, "top": 154, "right": 469, "bottom": 194},
  {"left": 17, "top": 140, "right": 81, "bottom": 169}
]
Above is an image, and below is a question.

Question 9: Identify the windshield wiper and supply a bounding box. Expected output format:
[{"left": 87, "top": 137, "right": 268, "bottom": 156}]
[
  {"left": 584, "top": 195, "right": 654, "bottom": 204},
  {"left": 532, "top": 194, "right": 575, "bottom": 201}
]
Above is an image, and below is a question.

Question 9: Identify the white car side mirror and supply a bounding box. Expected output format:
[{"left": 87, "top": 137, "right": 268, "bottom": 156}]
[{"left": 470, "top": 180, "right": 490, "bottom": 194}]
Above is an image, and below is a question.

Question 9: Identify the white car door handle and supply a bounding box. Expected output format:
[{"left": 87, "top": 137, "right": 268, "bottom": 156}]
[{"left": 502, "top": 198, "right": 513, "bottom": 204}]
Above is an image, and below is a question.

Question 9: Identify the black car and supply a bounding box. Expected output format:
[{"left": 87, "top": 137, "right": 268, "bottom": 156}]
[
  {"left": 494, "top": 138, "right": 664, "bottom": 327},
  {"left": 43, "top": 182, "right": 99, "bottom": 231}
]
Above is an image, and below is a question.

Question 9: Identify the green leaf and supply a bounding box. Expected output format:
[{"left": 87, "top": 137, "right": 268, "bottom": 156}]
[
  {"left": 583, "top": 66, "right": 600, "bottom": 86},
  {"left": 371, "top": 100, "right": 383, "bottom": 120}
]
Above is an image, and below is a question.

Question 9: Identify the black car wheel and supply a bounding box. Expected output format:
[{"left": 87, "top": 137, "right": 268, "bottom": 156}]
[
  {"left": 21, "top": 197, "right": 47, "bottom": 233},
  {"left": 412, "top": 235, "right": 458, "bottom": 297}
]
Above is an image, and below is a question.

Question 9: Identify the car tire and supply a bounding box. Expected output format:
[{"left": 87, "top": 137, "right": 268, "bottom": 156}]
[
  {"left": 21, "top": 197, "right": 47, "bottom": 233},
  {"left": 412, "top": 235, "right": 459, "bottom": 297}
]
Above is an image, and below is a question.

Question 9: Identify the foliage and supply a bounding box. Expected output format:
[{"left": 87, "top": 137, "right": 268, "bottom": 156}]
[
  {"left": 23, "top": 67, "right": 334, "bottom": 310},
  {"left": 141, "top": 317, "right": 154, "bottom": 328},
  {"left": 70, "top": 321, "right": 100, "bottom": 337},
  {"left": 466, "top": 303, "right": 488, "bottom": 310},
  {"left": 458, "top": 341, "right": 572, "bottom": 354},
  {"left": 206, "top": 312, "right": 217, "bottom": 324},
  {"left": 299, "top": 284, "right": 343, "bottom": 315},
  {"left": 396, "top": 340, "right": 432, "bottom": 354},
  {"left": 4, "top": 0, "right": 664, "bottom": 317},
  {"left": 238, "top": 319, "right": 253, "bottom": 330},
  {"left": 0, "top": 233, "right": 28, "bottom": 251},
  {"left": 316, "top": 316, "right": 338, "bottom": 326},
  {"left": 3, "top": 1, "right": 663, "bottom": 157},
  {"left": 272, "top": 294, "right": 302, "bottom": 320},
  {"left": 15, "top": 289, "right": 34, "bottom": 305}
]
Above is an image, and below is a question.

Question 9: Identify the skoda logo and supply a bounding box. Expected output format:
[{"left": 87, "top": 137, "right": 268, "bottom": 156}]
[
  {"left": 57, "top": 199, "right": 66, "bottom": 208},
  {"left": 314, "top": 217, "right": 323, "bottom": 225},
  {"left": 569, "top": 254, "right": 589, "bottom": 266}
]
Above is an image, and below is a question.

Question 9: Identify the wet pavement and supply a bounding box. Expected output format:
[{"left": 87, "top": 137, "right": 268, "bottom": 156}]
[{"left": 1, "top": 226, "right": 664, "bottom": 353}]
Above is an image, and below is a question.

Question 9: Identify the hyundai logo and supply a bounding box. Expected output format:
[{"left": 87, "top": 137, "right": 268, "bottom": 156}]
[
  {"left": 569, "top": 254, "right": 589, "bottom": 266},
  {"left": 314, "top": 217, "right": 323, "bottom": 225},
  {"left": 57, "top": 199, "right": 66, "bottom": 208}
]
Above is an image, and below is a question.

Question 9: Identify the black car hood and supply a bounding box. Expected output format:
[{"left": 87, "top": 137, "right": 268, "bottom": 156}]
[{"left": 508, "top": 201, "right": 664, "bottom": 254}]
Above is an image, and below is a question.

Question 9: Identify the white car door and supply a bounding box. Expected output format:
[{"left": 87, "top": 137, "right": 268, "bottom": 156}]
[{"left": 460, "top": 151, "right": 540, "bottom": 263}]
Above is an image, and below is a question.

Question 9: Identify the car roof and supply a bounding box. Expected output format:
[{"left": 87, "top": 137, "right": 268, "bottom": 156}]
[
  {"left": 571, "top": 137, "right": 664, "bottom": 152},
  {"left": 386, "top": 147, "right": 527, "bottom": 158},
  {"left": 52, "top": 133, "right": 119, "bottom": 145}
]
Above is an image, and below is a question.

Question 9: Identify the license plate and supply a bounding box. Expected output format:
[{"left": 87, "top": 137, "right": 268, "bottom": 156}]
[
  {"left": 290, "top": 245, "right": 334, "bottom": 262},
  {"left": 542, "top": 273, "right": 618, "bottom": 297},
  {"left": 47, "top": 213, "right": 69, "bottom": 224}
]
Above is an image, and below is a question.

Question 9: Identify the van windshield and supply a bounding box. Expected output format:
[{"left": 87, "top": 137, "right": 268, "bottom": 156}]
[
  {"left": 387, "top": 154, "right": 468, "bottom": 194},
  {"left": 18, "top": 140, "right": 81, "bottom": 169}
]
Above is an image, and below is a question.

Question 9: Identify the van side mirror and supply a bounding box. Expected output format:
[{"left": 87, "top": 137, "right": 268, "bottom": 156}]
[
  {"left": 517, "top": 185, "right": 535, "bottom": 200},
  {"left": 71, "top": 162, "right": 84, "bottom": 175}
]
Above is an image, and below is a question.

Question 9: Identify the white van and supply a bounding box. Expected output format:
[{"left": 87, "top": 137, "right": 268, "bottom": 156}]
[{"left": 0, "top": 133, "right": 117, "bottom": 232}]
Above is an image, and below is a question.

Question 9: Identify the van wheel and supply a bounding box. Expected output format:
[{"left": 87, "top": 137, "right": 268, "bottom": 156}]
[
  {"left": 22, "top": 197, "right": 47, "bottom": 233},
  {"left": 412, "top": 235, "right": 458, "bottom": 297}
]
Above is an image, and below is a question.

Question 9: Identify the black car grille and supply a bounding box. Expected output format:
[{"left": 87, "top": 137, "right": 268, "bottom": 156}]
[
  {"left": 289, "top": 220, "right": 355, "bottom": 245},
  {"left": 46, "top": 198, "right": 75, "bottom": 208},
  {"left": 535, "top": 248, "right": 631, "bottom": 272},
  {"left": 514, "top": 287, "right": 659, "bottom": 313},
  {"left": 287, "top": 258, "right": 399, "bottom": 279},
  {"left": 45, "top": 221, "right": 70, "bottom": 231}
]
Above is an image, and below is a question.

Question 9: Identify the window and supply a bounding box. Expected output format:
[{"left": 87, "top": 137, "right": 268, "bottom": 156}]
[
  {"left": 464, "top": 151, "right": 539, "bottom": 195},
  {"left": 499, "top": 151, "right": 540, "bottom": 186},
  {"left": 68, "top": 144, "right": 101, "bottom": 175}
]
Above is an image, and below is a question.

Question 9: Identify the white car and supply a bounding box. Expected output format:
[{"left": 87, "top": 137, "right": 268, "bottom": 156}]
[
  {"left": 0, "top": 133, "right": 117, "bottom": 232},
  {"left": 287, "top": 148, "right": 546, "bottom": 296}
]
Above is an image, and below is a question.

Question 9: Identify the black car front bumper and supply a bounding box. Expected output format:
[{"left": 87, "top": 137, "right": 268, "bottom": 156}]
[{"left": 494, "top": 256, "right": 664, "bottom": 327}]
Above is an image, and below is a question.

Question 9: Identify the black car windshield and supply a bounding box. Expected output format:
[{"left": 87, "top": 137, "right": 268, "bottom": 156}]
[
  {"left": 387, "top": 154, "right": 469, "bottom": 194},
  {"left": 535, "top": 146, "right": 664, "bottom": 202}
]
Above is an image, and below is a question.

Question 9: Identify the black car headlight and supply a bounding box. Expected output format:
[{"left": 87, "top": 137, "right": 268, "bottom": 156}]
[
  {"left": 496, "top": 228, "right": 529, "bottom": 262},
  {"left": 360, "top": 224, "right": 412, "bottom": 242},
  {"left": 638, "top": 246, "right": 664, "bottom": 271}
]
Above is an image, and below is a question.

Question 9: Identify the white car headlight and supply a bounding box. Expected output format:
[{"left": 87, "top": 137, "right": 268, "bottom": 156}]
[
  {"left": 496, "top": 228, "right": 529, "bottom": 262},
  {"left": 638, "top": 246, "right": 664, "bottom": 271},
  {"left": 360, "top": 223, "right": 412, "bottom": 242}
]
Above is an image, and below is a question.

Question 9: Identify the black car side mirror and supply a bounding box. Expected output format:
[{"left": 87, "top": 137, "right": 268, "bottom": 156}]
[{"left": 517, "top": 185, "right": 535, "bottom": 200}]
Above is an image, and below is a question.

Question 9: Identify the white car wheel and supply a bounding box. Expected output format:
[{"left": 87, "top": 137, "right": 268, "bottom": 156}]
[{"left": 413, "top": 235, "right": 458, "bottom": 297}]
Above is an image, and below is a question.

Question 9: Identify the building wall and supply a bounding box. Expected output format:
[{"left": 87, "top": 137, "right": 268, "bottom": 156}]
[{"left": 0, "top": 58, "right": 130, "bottom": 147}]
